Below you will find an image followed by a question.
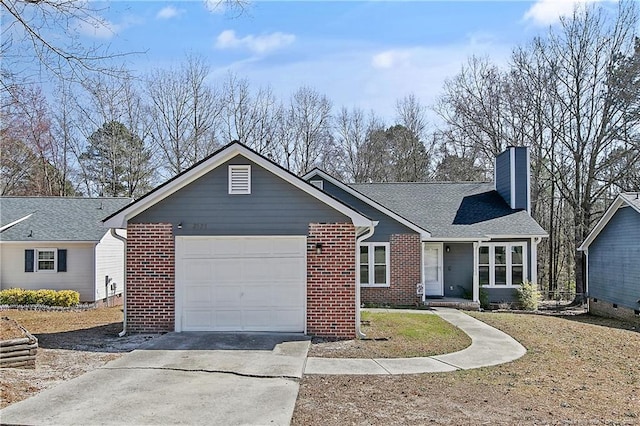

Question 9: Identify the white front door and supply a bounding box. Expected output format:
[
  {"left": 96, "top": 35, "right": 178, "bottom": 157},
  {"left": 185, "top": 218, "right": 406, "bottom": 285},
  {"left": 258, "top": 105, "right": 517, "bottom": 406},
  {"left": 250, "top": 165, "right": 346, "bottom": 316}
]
[
  {"left": 423, "top": 243, "right": 444, "bottom": 297},
  {"left": 175, "top": 236, "right": 306, "bottom": 332}
]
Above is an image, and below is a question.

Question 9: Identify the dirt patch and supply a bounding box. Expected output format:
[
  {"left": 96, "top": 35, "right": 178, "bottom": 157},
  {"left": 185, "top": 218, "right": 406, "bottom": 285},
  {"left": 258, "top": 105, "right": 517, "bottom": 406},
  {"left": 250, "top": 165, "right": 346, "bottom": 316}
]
[
  {"left": 0, "top": 307, "right": 157, "bottom": 409},
  {"left": 0, "top": 317, "right": 26, "bottom": 340},
  {"left": 293, "top": 312, "right": 640, "bottom": 425}
]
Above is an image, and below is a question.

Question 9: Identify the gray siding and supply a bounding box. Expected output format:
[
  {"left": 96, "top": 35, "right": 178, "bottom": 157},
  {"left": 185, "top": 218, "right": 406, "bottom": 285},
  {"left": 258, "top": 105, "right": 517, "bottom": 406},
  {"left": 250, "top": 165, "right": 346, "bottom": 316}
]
[
  {"left": 588, "top": 206, "right": 640, "bottom": 310},
  {"left": 443, "top": 243, "right": 473, "bottom": 298},
  {"left": 486, "top": 287, "right": 518, "bottom": 303},
  {"left": 514, "top": 147, "right": 529, "bottom": 211},
  {"left": 495, "top": 150, "right": 511, "bottom": 208},
  {"left": 311, "top": 177, "right": 416, "bottom": 242},
  {"left": 495, "top": 147, "right": 530, "bottom": 211},
  {"left": 131, "top": 156, "right": 350, "bottom": 235}
]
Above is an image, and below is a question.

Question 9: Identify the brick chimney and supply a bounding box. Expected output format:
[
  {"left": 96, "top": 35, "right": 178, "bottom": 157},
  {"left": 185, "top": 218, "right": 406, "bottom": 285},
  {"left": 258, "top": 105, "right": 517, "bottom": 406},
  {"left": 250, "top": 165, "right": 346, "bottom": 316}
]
[{"left": 494, "top": 146, "right": 530, "bottom": 213}]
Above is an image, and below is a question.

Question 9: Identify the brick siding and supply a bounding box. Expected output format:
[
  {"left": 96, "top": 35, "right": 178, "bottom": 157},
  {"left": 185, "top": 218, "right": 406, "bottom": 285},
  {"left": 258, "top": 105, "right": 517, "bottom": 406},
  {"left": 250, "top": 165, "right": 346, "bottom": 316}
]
[
  {"left": 126, "top": 223, "right": 175, "bottom": 333},
  {"left": 589, "top": 298, "right": 640, "bottom": 327},
  {"left": 307, "top": 223, "right": 357, "bottom": 338},
  {"left": 361, "top": 233, "right": 421, "bottom": 306}
]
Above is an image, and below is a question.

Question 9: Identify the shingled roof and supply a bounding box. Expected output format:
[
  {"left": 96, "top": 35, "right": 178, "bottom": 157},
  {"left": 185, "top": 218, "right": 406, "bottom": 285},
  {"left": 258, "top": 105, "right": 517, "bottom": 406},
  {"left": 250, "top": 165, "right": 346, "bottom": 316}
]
[
  {"left": 349, "top": 182, "right": 547, "bottom": 239},
  {"left": 0, "top": 197, "right": 132, "bottom": 242}
]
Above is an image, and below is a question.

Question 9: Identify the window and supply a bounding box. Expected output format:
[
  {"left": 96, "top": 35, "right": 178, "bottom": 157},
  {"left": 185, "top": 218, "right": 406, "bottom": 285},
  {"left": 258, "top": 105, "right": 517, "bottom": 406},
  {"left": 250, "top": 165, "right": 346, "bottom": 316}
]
[
  {"left": 25, "top": 248, "right": 66, "bottom": 273},
  {"left": 359, "top": 243, "right": 390, "bottom": 287},
  {"left": 36, "top": 249, "right": 56, "bottom": 272},
  {"left": 478, "top": 243, "right": 527, "bottom": 287},
  {"left": 228, "top": 165, "right": 251, "bottom": 194}
]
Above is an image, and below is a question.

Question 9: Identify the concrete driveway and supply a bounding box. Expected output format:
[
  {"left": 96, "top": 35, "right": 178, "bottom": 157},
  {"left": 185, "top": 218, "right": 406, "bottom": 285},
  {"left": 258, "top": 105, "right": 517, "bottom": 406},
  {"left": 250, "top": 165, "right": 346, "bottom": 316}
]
[{"left": 0, "top": 332, "right": 311, "bottom": 426}]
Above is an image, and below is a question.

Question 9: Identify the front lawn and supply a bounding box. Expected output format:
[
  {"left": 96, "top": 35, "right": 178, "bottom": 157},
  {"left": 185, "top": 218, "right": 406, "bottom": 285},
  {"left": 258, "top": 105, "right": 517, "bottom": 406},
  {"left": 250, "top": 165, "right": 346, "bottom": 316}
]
[
  {"left": 308, "top": 310, "right": 471, "bottom": 358},
  {"left": 294, "top": 312, "right": 640, "bottom": 425}
]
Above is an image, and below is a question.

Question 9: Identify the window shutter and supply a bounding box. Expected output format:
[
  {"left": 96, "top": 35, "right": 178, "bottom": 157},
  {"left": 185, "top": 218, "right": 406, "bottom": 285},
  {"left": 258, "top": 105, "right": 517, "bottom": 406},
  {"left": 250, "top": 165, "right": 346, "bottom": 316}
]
[
  {"left": 25, "top": 249, "right": 34, "bottom": 272},
  {"left": 228, "top": 165, "right": 251, "bottom": 194},
  {"left": 57, "top": 249, "right": 67, "bottom": 272}
]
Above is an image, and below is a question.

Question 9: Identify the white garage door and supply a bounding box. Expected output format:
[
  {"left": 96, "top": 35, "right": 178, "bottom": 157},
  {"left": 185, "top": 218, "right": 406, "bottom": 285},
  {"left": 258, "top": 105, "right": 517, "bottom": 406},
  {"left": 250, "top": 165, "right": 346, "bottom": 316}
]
[{"left": 175, "top": 236, "right": 306, "bottom": 332}]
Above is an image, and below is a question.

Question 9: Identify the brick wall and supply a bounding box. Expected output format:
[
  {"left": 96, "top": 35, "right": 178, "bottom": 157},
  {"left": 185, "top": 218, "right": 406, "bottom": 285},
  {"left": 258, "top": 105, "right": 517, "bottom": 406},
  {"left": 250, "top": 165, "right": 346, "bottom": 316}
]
[
  {"left": 307, "top": 223, "right": 357, "bottom": 338},
  {"left": 126, "top": 223, "right": 175, "bottom": 333},
  {"left": 361, "top": 233, "right": 421, "bottom": 306},
  {"left": 589, "top": 298, "right": 640, "bottom": 327}
]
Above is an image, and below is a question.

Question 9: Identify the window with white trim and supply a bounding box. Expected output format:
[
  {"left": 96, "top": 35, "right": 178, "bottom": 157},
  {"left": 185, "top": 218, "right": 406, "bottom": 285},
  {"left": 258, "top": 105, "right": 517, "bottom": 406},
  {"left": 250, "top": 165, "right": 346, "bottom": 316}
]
[
  {"left": 228, "top": 165, "right": 251, "bottom": 194},
  {"left": 359, "top": 243, "right": 390, "bottom": 287},
  {"left": 36, "top": 248, "right": 56, "bottom": 272},
  {"left": 478, "top": 242, "right": 527, "bottom": 287}
]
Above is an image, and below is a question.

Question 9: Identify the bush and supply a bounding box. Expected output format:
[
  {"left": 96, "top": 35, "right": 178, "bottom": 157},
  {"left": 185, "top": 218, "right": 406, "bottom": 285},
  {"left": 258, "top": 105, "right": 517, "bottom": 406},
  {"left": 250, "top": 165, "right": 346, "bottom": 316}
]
[
  {"left": 479, "top": 286, "right": 490, "bottom": 310},
  {"left": 517, "top": 281, "right": 541, "bottom": 311},
  {"left": 0, "top": 288, "right": 80, "bottom": 307}
]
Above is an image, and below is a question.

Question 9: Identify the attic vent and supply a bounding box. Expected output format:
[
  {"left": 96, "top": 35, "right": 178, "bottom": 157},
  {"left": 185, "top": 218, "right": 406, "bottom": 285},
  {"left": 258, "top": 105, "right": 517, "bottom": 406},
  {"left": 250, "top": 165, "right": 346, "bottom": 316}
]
[
  {"left": 310, "top": 180, "right": 324, "bottom": 190},
  {"left": 229, "top": 165, "right": 251, "bottom": 194}
]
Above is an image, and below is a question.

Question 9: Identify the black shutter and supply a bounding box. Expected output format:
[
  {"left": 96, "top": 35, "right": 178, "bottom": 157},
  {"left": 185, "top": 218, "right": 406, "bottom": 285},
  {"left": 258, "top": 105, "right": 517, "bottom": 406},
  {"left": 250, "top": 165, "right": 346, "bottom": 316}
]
[
  {"left": 57, "top": 249, "right": 67, "bottom": 272},
  {"left": 25, "top": 249, "right": 34, "bottom": 272}
]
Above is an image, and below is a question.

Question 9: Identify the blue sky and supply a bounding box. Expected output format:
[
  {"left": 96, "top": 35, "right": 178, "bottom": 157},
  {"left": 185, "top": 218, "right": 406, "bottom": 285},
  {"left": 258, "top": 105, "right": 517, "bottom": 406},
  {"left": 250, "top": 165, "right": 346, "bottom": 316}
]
[{"left": 70, "top": 0, "right": 608, "bottom": 121}]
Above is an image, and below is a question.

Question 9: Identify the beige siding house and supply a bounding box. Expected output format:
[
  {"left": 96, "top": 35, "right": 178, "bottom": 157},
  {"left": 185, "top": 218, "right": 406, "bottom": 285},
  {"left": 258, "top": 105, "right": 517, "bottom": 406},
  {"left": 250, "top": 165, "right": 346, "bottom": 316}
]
[{"left": 0, "top": 197, "right": 131, "bottom": 304}]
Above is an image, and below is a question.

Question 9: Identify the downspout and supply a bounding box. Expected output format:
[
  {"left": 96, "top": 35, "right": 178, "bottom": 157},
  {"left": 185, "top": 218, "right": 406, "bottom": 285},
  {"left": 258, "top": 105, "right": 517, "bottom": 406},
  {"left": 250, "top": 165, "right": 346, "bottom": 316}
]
[
  {"left": 110, "top": 228, "right": 128, "bottom": 337},
  {"left": 356, "top": 225, "right": 375, "bottom": 339}
]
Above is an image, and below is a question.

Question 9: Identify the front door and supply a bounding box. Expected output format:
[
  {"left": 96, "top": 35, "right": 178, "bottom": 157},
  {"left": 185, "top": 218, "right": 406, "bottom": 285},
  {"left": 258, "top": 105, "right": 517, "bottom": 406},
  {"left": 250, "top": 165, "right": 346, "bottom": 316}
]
[{"left": 423, "top": 243, "right": 443, "bottom": 297}]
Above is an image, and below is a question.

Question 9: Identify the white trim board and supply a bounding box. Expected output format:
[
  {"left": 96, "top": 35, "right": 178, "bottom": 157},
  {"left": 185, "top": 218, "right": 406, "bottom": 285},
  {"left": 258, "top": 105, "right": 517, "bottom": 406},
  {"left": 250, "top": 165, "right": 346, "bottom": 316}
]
[{"left": 104, "top": 142, "right": 374, "bottom": 229}]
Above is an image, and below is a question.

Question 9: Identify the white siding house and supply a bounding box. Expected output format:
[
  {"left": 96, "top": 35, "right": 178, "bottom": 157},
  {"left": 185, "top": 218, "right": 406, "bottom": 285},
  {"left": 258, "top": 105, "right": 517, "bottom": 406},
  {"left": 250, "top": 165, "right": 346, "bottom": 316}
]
[{"left": 0, "top": 197, "right": 131, "bottom": 304}]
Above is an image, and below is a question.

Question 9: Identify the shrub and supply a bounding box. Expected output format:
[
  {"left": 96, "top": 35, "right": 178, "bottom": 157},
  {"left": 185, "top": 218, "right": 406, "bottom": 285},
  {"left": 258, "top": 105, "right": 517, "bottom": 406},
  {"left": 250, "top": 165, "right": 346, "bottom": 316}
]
[
  {"left": 0, "top": 288, "right": 80, "bottom": 307},
  {"left": 517, "top": 281, "right": 541, "bottom": 311}
]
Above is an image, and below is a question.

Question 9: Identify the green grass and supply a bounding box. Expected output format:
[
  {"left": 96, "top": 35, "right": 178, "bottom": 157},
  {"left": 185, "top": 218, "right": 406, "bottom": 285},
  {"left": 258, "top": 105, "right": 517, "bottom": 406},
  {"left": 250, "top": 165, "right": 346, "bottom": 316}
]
[{"left": 309, "top": 311, "right": 471, "bottom": 358}]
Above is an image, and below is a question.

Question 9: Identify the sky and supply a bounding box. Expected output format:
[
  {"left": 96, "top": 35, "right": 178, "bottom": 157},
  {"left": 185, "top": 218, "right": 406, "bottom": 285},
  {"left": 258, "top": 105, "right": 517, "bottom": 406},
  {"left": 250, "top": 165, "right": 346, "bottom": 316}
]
[{"left": 44, "top": 0, "right": 619, "bottom": 121}]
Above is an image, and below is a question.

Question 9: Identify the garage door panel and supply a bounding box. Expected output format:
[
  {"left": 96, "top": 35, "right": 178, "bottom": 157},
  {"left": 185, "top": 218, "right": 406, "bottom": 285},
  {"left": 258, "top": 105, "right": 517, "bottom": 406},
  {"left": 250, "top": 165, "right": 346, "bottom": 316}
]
[
  {"left": 184, "top": 285, "right": 213, "bottom": 305},
  {"left": 177, "top": 236, "right": 306, "bottom": 332}
]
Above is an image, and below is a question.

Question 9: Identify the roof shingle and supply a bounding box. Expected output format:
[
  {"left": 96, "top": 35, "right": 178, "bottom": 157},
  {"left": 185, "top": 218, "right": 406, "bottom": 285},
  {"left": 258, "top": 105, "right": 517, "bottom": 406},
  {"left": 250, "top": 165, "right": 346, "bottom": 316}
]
[{"left": 0, "top": 197, "right": 132, "bottom": 242}]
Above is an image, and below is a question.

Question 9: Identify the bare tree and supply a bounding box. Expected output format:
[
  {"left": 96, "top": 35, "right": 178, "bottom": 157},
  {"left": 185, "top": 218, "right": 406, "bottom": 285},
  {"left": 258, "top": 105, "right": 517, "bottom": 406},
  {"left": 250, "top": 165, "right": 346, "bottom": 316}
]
[
  {"left": 147, "top": 55, "right": 221, "bottom": 176},
  {"left": 280, "top": 86, "right": 333, "bottom": 175}
]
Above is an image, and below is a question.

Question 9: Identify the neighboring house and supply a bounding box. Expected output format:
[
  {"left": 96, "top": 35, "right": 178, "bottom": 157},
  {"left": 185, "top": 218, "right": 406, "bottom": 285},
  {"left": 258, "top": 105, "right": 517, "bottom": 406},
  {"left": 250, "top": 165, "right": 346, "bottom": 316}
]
[
  {"left": 0, "top": 197, "right": 131, "bottom": 304},
  {"left": 103, "top": 142, "right": 546, "bottom": 339},
  {"left": 579, "top": 192, "right": 640, "bottom": 325},
  {"left": 304, "top": 146, "right": 547, "bottom": 308}
]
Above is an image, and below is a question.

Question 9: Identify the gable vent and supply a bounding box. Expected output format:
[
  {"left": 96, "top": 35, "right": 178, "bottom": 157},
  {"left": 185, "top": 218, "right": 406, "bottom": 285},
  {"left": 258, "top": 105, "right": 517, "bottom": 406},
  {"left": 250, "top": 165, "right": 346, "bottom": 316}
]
[{"left": 228, "top": 165, "right": 251, "bottom": 194}]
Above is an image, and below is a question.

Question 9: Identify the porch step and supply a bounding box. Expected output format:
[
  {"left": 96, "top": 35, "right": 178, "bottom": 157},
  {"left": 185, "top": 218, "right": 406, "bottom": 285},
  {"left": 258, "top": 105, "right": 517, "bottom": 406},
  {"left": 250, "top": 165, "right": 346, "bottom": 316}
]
[{"left": 423, "top": 298, "right": 480, "bottom": 311}]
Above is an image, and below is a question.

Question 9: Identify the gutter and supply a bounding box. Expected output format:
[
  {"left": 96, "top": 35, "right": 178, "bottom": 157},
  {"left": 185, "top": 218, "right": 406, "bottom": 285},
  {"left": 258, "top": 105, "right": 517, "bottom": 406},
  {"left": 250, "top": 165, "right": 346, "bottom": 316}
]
[
  {"left": 109, "top": 228, "right": 128, "bottom": 337},
  {"left": 355, "top": 224, "right": 376, "bottom": 339}
]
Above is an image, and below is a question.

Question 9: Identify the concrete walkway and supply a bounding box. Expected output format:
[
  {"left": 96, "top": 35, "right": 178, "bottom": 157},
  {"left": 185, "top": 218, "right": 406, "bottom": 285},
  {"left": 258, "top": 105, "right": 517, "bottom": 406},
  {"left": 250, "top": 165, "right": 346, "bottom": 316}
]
[{"left": 304, "top": 308, "right": 527, "bottom": 375}]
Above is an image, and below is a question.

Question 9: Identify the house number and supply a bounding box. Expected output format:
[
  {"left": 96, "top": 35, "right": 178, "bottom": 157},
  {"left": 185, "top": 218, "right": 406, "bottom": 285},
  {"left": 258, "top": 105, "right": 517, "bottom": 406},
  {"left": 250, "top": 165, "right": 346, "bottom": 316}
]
[{"left": 191, "top": 223, "right": 208, "bottom": 230}]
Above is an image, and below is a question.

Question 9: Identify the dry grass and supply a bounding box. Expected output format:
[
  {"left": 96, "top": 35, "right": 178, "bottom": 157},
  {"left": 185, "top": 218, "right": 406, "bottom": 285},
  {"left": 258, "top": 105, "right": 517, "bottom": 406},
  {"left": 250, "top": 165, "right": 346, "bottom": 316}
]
[
  {"left": 309, "top": 311, "right": 471, "bottom": 358},
  {"left": 293, "top": 312, "right": 640, "bottom": 425},
  {"left": 1, "top": 307, "right": 152, "bottom": 409}
]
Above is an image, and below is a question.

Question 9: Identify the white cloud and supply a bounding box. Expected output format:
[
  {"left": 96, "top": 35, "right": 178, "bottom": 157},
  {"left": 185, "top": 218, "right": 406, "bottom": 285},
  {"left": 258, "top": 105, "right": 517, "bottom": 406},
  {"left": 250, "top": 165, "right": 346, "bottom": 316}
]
[
  {"left": 76, "top": 16, "right": 120, "bottom": 39},
  {"left": 523, "top": 0, "right": 606, "bottom": 26},
  {"left": 212, "top": 37, "right": 512, "bottom": 123},
  {"left": 156, "top": 6, "right": 183, "bottom": 20},
  {"left": 215, "top": 30, "right": 296, "bottom": 54}
]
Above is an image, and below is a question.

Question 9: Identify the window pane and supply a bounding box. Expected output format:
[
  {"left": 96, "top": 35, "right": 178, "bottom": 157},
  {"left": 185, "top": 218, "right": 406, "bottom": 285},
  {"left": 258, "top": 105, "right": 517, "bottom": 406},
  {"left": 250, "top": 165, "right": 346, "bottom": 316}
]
[
  {"left": 512, "top": 266, "right": 523, "bottom": 285},
  {"left": 38, "top": 260, "right": 55, "bottom": 270},
  {"left": 360, "top": 265, "right": 369, "bottom": 284},
  {"left": 359, "top": 246, "right": 368, "bottom": 264},
  {"left": 374, "top": 246, "right": 386, "bottom": 264},
  {"left": 495, "top": 246, "right": 506, "bottom": 265},
  {"left": 479, "top": 266, "right": 489, "bottom": 285},
  {"left": 374, "top": 265, "right": 386, "bottom": 284},
  {"left": 38, "top": 251, "right": 54, "bottom": 260},
  {"left": 495, "top": 266, "right": 507, "bottom": 285},
  {"left": 511, "top": 246, "right": 523, "bottom": 265},
  {"left": 479, "top": 246, "right": 489, "bottom": 264}
]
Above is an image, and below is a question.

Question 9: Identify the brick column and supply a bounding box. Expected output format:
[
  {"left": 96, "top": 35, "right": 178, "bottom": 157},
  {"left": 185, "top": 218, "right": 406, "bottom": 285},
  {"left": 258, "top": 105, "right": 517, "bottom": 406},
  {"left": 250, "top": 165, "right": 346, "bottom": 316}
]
[
  {"left": 361, "top": 233, "right": 421, "bottom": 306},
  {"left": 126, "top": 223, "right": 175, "bottom": 333},
  {"left": 307, "top": 223, "right": 356, "bottom": 339}
]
